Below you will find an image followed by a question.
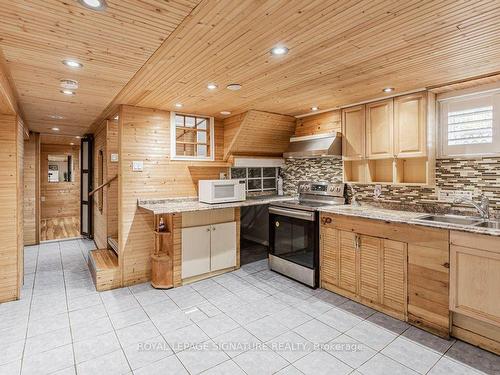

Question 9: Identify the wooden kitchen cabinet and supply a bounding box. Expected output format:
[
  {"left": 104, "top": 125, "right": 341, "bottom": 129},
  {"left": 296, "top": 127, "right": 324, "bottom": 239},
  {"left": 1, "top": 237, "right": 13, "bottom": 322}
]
[
  {"left": 320, "top": 214, "right": 407, "bottom": 319},
  {"left": 358, "top": 235, "right": 383, "bottom": 304},
  {"left": 366, "top": 99, "right": 393, "bottom": 159},
  {"left": 342, "top": 105, "right": 365, "bottom": 160},
  {"left": 339, "top": 230, "right": 358, "bottom": 295},
  {"left": 382, "top": 240, "right": 407, "bottom": 316},
  {"left": 320, "top": 226, "right": 339, "bottom": 286},
  {"left": 449, "top": 231, "right": 500, "bottom": 354},
  {"left": 394, "top": 92, "right": 427, "bottom": 157},
  {"left": 450, "top": 231, "right": 500, "bottom": 326}
]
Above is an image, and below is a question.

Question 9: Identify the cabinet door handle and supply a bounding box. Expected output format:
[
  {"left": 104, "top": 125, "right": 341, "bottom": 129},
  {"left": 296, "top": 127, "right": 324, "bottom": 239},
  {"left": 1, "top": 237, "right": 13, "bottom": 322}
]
[
  {"left": 206, "top": 227, "right": 211, "bottom": 232},
  {"left": 212, "top": 225, "right": 216, "bottom": 231}
]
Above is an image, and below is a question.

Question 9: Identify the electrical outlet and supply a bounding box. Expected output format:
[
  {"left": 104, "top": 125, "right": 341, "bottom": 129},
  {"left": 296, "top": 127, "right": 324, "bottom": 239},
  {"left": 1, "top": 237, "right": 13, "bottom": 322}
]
[
  {"left": 132, "top": 161, "right": 143, "bottom": 172},
  {"left": 438, "top": 189, "right": 473, "bottom": 203},
  {"left": 110, "top": 153, "right": 119, "bottom": 162}
]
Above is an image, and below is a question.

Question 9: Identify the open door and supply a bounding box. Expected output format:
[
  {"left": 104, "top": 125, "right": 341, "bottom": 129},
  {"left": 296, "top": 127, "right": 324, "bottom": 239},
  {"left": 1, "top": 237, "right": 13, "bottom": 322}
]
[{"left": 81, "top": 135, "right": 93, "bottom": 238}]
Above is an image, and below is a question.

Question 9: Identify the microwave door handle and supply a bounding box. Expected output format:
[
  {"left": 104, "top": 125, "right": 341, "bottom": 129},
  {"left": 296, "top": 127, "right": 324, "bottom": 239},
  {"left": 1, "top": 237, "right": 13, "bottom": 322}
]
[{"left": 269, "top": 207, "right": 315, "bottom": 221}]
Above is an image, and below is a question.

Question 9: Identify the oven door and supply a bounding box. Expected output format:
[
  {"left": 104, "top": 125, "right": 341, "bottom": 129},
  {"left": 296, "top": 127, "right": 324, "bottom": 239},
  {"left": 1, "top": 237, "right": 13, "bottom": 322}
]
[{"left": 269, "top": 206, "right": 319, "bottom": 287}]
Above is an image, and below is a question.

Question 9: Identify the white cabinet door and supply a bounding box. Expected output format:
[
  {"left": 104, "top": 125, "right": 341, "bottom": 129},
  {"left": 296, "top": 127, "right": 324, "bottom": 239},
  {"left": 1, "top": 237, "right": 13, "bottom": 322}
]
[
  {"left": 182, "top": 225, "right": 211, "bottom": 279},
  {"left": 210, "top": 222, "right": 237, "bottom": 272}
]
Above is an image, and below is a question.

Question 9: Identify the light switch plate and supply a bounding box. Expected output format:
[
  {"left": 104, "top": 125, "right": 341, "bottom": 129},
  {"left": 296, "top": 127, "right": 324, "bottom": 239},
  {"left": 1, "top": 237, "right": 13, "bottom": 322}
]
[
  {"left": 438, "top": 189, "right": 473, "bottom": 202},
  {"left": 132, "top": 161, "right": 143, "bottom": 172},
  {"left": 110, "top": 153, "right": 119, "bottom": 162}
]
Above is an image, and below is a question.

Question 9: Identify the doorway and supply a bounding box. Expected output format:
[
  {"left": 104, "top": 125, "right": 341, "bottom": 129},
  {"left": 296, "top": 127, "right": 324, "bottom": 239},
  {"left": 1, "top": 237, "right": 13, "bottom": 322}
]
[{"left": 40, "top": 137, "right": 81, "bottom": 241}]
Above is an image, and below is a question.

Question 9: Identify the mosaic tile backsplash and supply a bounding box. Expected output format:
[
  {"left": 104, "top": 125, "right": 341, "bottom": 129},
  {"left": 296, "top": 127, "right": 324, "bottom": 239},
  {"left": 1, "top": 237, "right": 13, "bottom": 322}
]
[{"left": 281, "top": 157, "right": 500, "bottom": 218}]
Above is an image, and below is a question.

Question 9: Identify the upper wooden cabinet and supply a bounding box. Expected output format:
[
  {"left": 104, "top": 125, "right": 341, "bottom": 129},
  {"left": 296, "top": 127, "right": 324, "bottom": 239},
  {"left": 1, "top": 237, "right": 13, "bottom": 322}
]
[
  {"left": 342, "top": 105, "right": 365, "bottom": 160},
  {"left": 394, "top": 92, "right": 427, "bottom": 157},
  {"left": 366, "top": 99, "right": 394, "bottom": 159}
]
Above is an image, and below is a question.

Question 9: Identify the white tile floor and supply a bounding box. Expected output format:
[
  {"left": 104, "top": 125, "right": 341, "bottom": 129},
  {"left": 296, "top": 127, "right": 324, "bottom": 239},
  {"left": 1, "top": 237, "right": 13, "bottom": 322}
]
[{"left": 0, "top": 239, "right": 499, "bottom": 375}]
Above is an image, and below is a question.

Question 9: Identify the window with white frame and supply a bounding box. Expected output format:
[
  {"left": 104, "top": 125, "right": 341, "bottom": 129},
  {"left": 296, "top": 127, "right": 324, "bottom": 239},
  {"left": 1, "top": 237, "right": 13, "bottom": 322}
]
[
  {"left": 170, "top": 112, "right": 215, "bottom": 160},
  {"left": 439, "top": 91, "right": 500, "bottom": 156},
  {"left": 230, "top": 167, "right": 279, "bottom": 193}
]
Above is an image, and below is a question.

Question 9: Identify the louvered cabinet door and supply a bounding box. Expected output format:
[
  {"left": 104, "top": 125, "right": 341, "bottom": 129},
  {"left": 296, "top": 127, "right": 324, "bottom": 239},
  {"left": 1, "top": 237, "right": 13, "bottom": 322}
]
[
  {"left": 382, "top": 240, "right": 407, "bottom": 317},
  {"left": 321, "top": 226, "right": 339, "bottom": 286},
  {"left": 339, "top": 230, "right": 358, "bottom": 294},
  {"left": 358, "top": 235, "right": 383, "bottom": 304}
]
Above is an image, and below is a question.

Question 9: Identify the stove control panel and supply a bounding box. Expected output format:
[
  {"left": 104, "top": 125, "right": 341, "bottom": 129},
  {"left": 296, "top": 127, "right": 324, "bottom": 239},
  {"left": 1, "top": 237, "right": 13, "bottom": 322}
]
[{"left": 298, "top": 181, "right": 345, "bottom": 197}]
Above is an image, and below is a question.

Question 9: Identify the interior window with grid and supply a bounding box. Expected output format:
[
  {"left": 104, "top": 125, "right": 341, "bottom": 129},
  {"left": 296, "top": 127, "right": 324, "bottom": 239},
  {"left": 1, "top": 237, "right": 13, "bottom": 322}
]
[
  {"left": 230, "top": 167, "right": 279, "bottom": 192},
  {"left": 172, "top": 113, "right": 214, "bottom": 160},
  {"left": 439, "top": 91, "right": 500, "bottom": 156}
]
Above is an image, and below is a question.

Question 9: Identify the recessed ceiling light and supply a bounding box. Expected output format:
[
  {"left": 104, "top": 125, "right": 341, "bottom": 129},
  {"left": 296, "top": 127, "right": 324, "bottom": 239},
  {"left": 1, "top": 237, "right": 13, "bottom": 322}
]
[
  {"left": 60, "top": 79, "right": 79, "bottom": 90},
  {"left": 62, "top": 59, "right": 83, "bottom": 69},
  {"left": 51, "top": 127, "right": 60, "bottom": 131},
  {"left": 382, "top": 87, "right": 394, "bottom": 93},
  {"left": 226, "top": 84, "right": 242, "bottom": 91},
  {"left": 60, "top": 89, "right": 76, "bottom": 96},
  {"left": 270, "top": 46, "right": 289, "bottom": 56},
  {"left": 207, "top": 83, "right": 218, "bottom": 90},
  {"left": 78, "top": 0, "right": 107, "bottom": 11},
  {"left": 220, "top": 111, "right": 232, "bottom": 115},
  {"left": 70, "top": 142, "right": 75, "bottom": 146},
  {"left": 311, "top": 106, "right": 319, "bottom": 111},
  {"left": 175, "top": 103, "right": 183, "bottom": 108},
  {"left": 75, "top": 136, "right": 81, "bottom": 139},
  {"left": 48, "top": 114, "right": 64, "bottom": 120}
]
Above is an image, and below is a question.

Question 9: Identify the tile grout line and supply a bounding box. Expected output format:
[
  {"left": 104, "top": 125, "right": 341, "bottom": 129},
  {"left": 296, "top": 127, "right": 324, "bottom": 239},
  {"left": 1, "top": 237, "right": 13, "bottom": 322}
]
[
  {"left": 126, "top": 284, "right": 191, "bottom": 374},
  {"left": 19, "top": 244, "right": 40, "bottom": 375},
  {"left": 59, "top": 241, "right": 79, "bottom": 375}
]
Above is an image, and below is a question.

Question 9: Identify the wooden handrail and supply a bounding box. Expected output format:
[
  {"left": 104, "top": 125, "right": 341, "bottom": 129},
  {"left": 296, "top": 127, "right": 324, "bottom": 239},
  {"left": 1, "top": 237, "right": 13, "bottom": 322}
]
[{"left": 89, "top": 174, "right": 118, "bottom": 196}]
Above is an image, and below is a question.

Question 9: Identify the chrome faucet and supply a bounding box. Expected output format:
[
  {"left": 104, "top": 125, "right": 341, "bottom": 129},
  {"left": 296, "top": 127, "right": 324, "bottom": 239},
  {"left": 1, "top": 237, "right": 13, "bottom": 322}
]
[
  {"left": 454, "top": 194, "right": 490, "bottom": 220},
  {"left": 348, "top": 184, "right": 361, "bottom": 207}
]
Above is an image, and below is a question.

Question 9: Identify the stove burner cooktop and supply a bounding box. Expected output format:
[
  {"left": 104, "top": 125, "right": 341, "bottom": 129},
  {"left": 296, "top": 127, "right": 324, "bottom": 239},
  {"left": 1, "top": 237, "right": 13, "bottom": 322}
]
[{"left": 270, "top": 181, "right": 346, "bottom": 211}]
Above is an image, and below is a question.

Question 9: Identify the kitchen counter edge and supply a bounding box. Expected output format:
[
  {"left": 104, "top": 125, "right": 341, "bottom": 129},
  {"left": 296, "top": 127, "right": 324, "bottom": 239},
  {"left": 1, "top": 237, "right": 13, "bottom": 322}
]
[{"left": 319, "top": 205, "right": 500, "bottom": 237}]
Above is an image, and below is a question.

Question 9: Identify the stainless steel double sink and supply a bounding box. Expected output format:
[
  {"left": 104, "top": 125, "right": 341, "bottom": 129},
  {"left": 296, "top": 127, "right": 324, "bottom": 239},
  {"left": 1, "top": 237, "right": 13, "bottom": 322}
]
[{"left": 415, "top": 214, "right": 500, "bottom": 229}]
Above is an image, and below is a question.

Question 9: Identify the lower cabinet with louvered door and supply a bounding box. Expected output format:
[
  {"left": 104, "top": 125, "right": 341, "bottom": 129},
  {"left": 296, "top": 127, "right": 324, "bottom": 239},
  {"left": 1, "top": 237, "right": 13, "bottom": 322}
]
[{"left": 320, "top": 213, "right": 408, "bottom": 320}]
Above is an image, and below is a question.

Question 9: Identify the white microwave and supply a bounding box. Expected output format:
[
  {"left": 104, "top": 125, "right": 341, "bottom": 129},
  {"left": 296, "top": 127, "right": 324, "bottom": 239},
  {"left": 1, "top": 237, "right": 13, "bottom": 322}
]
[{"left": 198, "top": 179, "right": 246, "bottom": 204}]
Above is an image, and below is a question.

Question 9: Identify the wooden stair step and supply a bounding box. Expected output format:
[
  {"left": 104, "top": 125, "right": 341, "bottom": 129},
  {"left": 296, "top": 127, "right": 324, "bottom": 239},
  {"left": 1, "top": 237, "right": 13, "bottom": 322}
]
[
  {"left": 88, "top": 249, "right": 120, "bottom": 291},
  {"left": 107, "top": 236, "right": 119, "bottom": 254}
]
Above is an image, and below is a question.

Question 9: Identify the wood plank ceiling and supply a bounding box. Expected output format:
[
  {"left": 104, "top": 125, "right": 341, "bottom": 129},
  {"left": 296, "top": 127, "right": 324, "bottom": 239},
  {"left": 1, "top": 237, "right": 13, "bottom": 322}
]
[
  {"left": 1, "top": 0, "right": 500, "bottom": 136},
  {"left": 0, "top": 0, "right": 201, "bottom": 135},
  {"left": 93, "top": 0, "right": 500, "bottom": 126}
]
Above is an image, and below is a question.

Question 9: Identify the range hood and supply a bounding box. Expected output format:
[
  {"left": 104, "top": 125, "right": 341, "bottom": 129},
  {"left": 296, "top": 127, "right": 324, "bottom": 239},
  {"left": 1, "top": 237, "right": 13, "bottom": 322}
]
[{"left": 283, "top": 132, "right": 342, "bottom": 159}]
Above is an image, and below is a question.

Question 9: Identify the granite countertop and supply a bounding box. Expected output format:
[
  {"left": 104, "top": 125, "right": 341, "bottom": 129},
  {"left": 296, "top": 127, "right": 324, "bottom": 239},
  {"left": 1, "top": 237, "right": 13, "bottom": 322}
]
[
  {"left": 137, "top": 195, "right": 296, "bottom": 214},
  {"left": 320, "top": 205, "right": 500, "bottom": 237}
]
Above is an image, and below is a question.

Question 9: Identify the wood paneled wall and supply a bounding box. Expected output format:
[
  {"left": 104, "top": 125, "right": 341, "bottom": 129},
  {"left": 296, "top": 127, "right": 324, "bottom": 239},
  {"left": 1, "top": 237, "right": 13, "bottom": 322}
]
[
  {"left": 295, "top": 110, "right": 342, "bottom": 137},
  {"left": 93, "top": 123, "right": 107, "bottom": 249},
  {"left": 23, "top": 132, "right": 40, "bottom": 245},
  {"left": 40, "top": 144, "right": 80, "bottom": 220},
  {"left": 16, "top": 117, "right": 24, "bottom": 296},
  {"left": 93, "top": 118, "right": 119, "bottom": 249},
  {"left": 0, "top": 114, "right": 23, "bottom": 302},
  {"left": 119, "top": 105, "right": 226, "bottom": 286},
  {"left": 107, "top": 119, "right": 119, "bottom": 240},
  {"left": 223, "top": 110, "right": 296, "bottom": 159}
]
